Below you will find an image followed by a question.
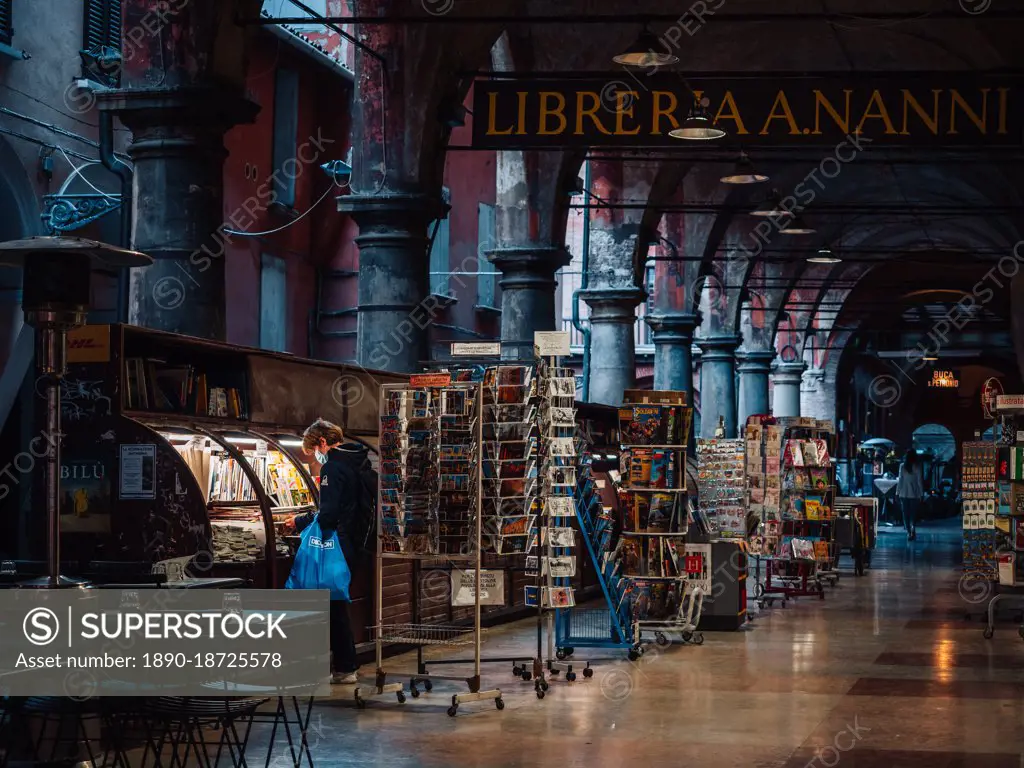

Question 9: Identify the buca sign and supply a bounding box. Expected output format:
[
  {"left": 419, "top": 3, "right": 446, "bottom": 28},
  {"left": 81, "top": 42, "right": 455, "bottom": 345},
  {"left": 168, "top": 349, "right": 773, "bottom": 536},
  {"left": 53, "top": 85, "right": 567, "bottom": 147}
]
[{"left": 472, "top": 75, "right": 1022, "bottom": 148}]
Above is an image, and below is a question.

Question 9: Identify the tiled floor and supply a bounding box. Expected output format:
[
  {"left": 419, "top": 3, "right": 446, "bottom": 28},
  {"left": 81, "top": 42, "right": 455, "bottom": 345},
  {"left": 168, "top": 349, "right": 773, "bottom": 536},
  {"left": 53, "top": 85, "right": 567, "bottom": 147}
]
[{"left": 272, "top": 521, "right": 1024, "bottom": 767}]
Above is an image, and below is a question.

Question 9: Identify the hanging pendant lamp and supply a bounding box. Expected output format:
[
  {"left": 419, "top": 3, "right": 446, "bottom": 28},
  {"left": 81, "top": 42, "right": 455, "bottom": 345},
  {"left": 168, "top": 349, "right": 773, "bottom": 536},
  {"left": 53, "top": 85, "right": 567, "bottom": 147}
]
[
  {"left": 669, "top": 98, "right": 726, "bottom": 141},
  {"left": 720, "top": 152, "right": 768, "bottom": 184},
  {"left": 612, "top": 26, "right": 679, "bottom": 67}
]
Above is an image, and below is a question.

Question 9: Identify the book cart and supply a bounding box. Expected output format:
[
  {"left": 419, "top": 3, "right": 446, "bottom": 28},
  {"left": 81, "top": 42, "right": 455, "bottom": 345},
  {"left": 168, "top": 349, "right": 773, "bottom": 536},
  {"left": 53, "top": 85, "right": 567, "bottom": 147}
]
[
  {"left": 355, "top": 378, "right": 504, "bottom": 715},
  {"left": 747, "top": 417, "right": 837, "bottom": 604},
  {"left": 614, "top": 390, "right": 705, "bottom": 653}
]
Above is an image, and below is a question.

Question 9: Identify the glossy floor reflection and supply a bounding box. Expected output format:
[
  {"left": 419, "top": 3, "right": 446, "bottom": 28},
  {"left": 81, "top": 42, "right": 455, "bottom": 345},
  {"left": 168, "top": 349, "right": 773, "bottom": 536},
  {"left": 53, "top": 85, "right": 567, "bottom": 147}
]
[{"left": 287, "top": 520, "right": 1024, "bottom": 767}]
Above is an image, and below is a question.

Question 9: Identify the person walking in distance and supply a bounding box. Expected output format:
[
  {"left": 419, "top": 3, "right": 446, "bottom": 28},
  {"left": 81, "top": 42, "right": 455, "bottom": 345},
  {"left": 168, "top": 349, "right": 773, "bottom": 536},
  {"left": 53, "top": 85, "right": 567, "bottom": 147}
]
[
  {"left": 897, "top": 449, "right": 924, "bottom": 541},
  {"left": 291, "top": 419, "right": 370, "bottom": 684}
]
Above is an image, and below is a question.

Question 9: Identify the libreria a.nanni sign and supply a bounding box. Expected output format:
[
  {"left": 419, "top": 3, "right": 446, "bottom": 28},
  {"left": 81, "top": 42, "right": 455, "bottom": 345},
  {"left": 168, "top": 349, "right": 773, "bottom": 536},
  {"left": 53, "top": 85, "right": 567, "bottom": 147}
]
[{"left": 472, "top": 75, "right": 1022, "bottom": 148}]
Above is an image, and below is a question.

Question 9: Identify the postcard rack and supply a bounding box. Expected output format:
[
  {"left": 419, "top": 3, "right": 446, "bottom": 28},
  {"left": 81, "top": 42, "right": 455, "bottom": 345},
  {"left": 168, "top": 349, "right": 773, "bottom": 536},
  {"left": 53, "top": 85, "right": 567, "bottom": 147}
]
[
  {"left": 614, "top": 390, "right": 704, "bottom": 653},
  {"left": 354, "top": 380, "right": 504, "bottom": 716}
]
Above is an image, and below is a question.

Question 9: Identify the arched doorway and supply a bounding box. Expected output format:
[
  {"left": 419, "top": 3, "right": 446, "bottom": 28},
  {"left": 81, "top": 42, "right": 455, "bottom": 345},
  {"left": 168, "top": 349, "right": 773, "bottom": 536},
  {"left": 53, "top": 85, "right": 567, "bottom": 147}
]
[{"left": 912, "top": 423, "right": 958, "bottom": 519}]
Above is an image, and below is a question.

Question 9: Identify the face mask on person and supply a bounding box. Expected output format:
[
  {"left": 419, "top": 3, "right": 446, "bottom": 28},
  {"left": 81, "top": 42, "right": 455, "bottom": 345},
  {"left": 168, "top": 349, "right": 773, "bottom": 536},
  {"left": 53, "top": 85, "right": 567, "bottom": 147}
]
[{"left": 314, "top": 449, "right": 328, "bottom": 464}]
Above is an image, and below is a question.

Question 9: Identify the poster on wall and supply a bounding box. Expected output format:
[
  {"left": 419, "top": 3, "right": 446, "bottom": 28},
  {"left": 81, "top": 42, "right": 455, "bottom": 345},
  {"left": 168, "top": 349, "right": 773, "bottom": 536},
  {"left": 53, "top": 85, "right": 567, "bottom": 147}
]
[
  {"left": 119, "top": 444, "right": 156, "bottom": 500},
  {"left": 60, "top": 458, "right": 111, "bottom": 533}
]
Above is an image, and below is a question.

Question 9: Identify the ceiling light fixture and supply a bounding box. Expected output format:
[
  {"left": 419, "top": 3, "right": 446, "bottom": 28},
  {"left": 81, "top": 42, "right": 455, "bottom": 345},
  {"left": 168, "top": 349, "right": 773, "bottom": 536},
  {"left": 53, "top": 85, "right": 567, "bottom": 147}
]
[
  {"left": 807, "top": 247, "right": 841, "bottom": 264},
  {"left": 720, "top": 152, "right": 768, "bottom": 184},
  {"left": 780, "top": 214, "right": 816, "bottom": 235},
  {"left": 669, "top": 98, "right": 726, "bottom": 141},
  {"left": 612, "top": 26, "right": 679, "bottom": 67},
  {"left": 922, "top": 356, "right": 939, "bottom": 361}
]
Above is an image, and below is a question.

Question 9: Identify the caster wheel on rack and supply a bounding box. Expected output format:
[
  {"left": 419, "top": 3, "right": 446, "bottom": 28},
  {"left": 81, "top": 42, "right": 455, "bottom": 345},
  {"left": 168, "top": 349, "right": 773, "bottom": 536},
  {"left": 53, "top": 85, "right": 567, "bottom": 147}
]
[
  {"left": 692, "top": 633, "right": 705, "bottom": 646},
  {"left": 541, "top": 681, "right": 549, "bottom": 692},
  {"left": 355, "top": 696, "right": 366, "bottom": 709},
  {"left": 984, "top": 626, "right": 994, "bottom": 639},
  {"left": 520, "top": 670, "right": 532, "bottom": 681},
  {"left": 628, "top": 648, "right": 641, "bottom": 661},
  {"left": 447, "top": 706, "right": 458, "bottom": 717},
  {"left": 566, "top": 672, "right": 577, "bottom": 682},
  {"left": 536, "top": 689, "right": 545, "bottom": 700},
  {"left": 681, "top": 631, "right": 692, "bottom": 643},
  {"left": 583, "top": 666, "right": 594, "bottom": 679},
  {"left": 654, "top": 631, "right": 670, "bottom": 647},
  {"left": 555, "top": 648, "right": 568, "bottom": 660},
  {"left": 495, "top": 697, "right": 505, "bottom": 710},
  {"left": 410, "top": 686, "right": 420, "bottom": 698},
  {"left": 512, "top": 664, "right": 522, "bottom": 677},
  {"left": 424, "top": 680, "right": 433, "bottom": 692},
  {"left": 396, "top": 691, "right": 406, "bottom": 704},
  {"left": 549, "top": 668, "right": 560, "bottom": 677},
  {"left": 754, "top": 583, "right": 765, "bottom": 598}
]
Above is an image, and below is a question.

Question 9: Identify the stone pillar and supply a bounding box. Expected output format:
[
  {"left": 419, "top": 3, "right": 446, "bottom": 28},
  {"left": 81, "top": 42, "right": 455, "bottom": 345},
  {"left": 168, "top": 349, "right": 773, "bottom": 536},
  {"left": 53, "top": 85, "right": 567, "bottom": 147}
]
[
  {"left": 646, "top": 312, "right": 699, "bottom": 394},
  {"left": 338, "top": 194, "right": 445, "bottom": 372},
  {"left": 97, "top": 89, "right": 258, "bottom": 339},
  {"left": 737, "top": 350, "right": 774, "bottom": 428},
  {"left": 698, "top": 336, "right": 740, "bottom": 438},
  {"left": 488, "top": 246, "right": 571, "bottom": 361},
  {"left": 580, "top": 288, "right": 645, "bottom": 405},
  {"left": 772, "top": 361, "right": 807, "bottom": 418}
]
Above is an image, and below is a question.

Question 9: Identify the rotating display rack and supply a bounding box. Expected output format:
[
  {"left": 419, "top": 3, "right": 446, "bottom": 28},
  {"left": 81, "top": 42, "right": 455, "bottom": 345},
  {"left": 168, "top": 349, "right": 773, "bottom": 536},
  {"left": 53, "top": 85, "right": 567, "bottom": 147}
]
[{"left": 356, "top": 380, "right": 503, "bottom": 716}]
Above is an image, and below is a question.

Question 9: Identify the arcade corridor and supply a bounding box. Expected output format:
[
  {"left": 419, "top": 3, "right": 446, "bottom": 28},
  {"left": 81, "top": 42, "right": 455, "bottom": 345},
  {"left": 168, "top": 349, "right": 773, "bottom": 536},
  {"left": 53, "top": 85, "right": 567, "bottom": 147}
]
[{"left": 287, "top": 524, "right": 1024, "bottom": 768}]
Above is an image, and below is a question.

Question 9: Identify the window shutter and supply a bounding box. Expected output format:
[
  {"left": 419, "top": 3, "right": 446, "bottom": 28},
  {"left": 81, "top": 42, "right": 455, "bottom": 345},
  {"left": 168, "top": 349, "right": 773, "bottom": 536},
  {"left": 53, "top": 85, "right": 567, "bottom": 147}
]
[
  {"left": 429, "top": 191, "right": 452, "bottom": 296},
  {"left": 0, "top": 0, "right": 13, "bottom": 46},
  {"left": 477, "top": 203, "right": 497, "bottom": 308},
  {"left": 271, "top": 68, "right": 300, "bottom": 208},
  {"left": 83, "top": 0, "right": 119, "bottom": 51}
]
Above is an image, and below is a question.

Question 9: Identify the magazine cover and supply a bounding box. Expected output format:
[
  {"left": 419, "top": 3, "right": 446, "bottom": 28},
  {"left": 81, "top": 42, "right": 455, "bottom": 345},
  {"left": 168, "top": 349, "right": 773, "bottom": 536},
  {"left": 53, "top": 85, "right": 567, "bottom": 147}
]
[{"left": 619, "top": 405, "right": 664, "bottom": 444}]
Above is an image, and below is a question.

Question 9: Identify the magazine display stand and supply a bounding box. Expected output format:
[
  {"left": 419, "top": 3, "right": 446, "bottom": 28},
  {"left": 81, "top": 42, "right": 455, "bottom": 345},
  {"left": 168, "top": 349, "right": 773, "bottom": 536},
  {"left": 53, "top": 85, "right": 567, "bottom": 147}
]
[
  {"left": 553, "top": 442, "right": 633, "bottom": 658},
  {"left": 614, "top": 391, "right": 704, "bottom": 653},
  {"left": 355, "top": 380, "right": 503, "bottom": 715},
  {"left": 751, "top": 418, "right": 837, "bottom": 602}
]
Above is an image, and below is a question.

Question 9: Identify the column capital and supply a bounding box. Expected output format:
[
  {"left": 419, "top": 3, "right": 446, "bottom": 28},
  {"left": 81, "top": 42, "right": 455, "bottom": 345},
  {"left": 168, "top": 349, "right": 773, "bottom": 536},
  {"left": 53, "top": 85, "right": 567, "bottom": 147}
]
[
  {"left": 772, "top": 360, "right": 808, "bottom": 384},
  {"left": 97, "top": 86, "right": 259, "bottom": 134},
  {"left": 736, "top": 349, "right": 776, "bottom": 374},
  {"left": 579, "top": 287, "right": 646, "bottom": 323},
  {"left": 487, "top": 245, "right": 572, "bottom": 288},
  {"left": 338, "top": 192, "right": 447, "bottom": 225},
  {"left": 696, "top": 335, "right": 741, "bottom": 362},
  {"left": 646, "top": 312, "right": 701, "bottom": 342}
]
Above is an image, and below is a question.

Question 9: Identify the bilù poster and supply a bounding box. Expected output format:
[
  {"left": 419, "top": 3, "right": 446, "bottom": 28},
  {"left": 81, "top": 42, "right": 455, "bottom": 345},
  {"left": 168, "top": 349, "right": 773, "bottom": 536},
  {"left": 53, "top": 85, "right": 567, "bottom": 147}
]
[
  {"left": 60, "top": 458, "right": 111, "bottom": 533},
  {"left": 119, "top": 444, "right": 156, "bottom": 500}
]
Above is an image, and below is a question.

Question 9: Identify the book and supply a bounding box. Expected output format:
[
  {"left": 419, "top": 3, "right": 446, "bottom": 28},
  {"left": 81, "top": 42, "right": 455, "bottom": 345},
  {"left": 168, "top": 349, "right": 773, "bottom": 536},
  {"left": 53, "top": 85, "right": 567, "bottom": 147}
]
[{"left": 619, "top": 405, "right": 664, "bottom": 444}]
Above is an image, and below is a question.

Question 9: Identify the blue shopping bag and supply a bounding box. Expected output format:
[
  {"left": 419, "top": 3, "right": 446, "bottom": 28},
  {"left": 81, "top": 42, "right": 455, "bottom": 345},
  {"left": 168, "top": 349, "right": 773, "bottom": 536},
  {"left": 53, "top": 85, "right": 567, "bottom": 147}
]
[{"left": 285, "top": 516, "right": 352, "bottom": 602}]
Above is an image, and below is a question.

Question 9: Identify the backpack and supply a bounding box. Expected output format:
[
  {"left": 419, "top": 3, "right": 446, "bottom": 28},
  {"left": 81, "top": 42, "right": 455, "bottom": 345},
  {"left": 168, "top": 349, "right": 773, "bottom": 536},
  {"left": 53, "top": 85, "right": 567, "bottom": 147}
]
[{"left": 352, "top": 455, "right": 378, "bottom": 556}]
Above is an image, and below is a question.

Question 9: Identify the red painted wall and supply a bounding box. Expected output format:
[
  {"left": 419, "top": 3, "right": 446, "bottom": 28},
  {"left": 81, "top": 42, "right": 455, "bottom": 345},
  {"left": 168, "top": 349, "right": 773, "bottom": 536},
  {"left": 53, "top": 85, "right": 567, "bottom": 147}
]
[
  {"left": 435, "top": 87, "right": 500, "bottom": 352},
  {"left": 222, "top": 36, "right": 355, "bottom": 359}
]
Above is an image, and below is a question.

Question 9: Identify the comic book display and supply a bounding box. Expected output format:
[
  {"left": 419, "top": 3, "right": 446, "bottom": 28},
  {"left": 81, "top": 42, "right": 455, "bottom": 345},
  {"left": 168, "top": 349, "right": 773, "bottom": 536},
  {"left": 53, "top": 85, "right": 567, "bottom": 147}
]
[
  {"left": 613, "top": 392, "right": 694, "bottom": 625},
  {"left": 962, "top": 441, "right": 998, "bottom": 581}
]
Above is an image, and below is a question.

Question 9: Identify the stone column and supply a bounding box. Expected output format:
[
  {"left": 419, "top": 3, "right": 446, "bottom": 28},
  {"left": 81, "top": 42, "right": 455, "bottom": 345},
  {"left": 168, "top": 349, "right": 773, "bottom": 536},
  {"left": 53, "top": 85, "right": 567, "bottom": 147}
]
[
  {"left": 97, "top": 89, "right": 258, "bottom": 339},
  {"left": 337, "top": 194, "right": 445, "bottom": 372},
  {"left": 772, "top": 361, "right": 807, "bottom": 418},
  {"left": 487, "top": 246, "right": 571, "bottom": 361},
  {"left": 698, "top": 336, "right": 740, "bottom": 438},
  {"left": 646, "top": 312, "right": 699, "bottom": 394},
  {"left": 580, "top": 287, "right": 646, "bottom": 405},
  {"left": 737, "top": 350, "right": 774, "bottom": 428}
]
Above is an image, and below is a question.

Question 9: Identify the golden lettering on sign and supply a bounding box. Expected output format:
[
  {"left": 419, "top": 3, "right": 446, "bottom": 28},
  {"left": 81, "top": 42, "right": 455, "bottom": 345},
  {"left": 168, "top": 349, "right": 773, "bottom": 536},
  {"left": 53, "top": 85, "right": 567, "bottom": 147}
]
[
  {"left": 928, "top": 371, "right": 959, "bottom": 389},
  {"left": 481, "top": 84, "right": 1013, "bottom": 140}
]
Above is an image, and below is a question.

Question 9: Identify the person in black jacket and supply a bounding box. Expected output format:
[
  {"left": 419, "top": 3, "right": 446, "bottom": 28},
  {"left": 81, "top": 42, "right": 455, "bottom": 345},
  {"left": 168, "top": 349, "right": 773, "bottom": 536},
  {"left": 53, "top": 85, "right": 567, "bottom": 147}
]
[{"left": 290, "top": 418, "right": 364, "bottom": 684}]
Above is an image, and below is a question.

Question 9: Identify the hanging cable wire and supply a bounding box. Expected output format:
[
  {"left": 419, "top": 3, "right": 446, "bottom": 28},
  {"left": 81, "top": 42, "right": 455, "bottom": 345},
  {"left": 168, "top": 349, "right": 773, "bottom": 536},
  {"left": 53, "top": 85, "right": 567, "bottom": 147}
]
[
  {"left": 57, "top": 146, "right": 120, "bottom": 200},
  {"left": 223, "top": 181, "right": 341, "bottom": 237}
]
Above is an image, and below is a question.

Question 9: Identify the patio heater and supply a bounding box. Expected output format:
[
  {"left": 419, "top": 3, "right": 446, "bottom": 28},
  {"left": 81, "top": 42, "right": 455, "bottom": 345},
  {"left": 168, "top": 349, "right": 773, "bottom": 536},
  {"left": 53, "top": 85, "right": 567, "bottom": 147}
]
[{"left": 0, "top": 237, "right": 151, "bottom": 587}]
